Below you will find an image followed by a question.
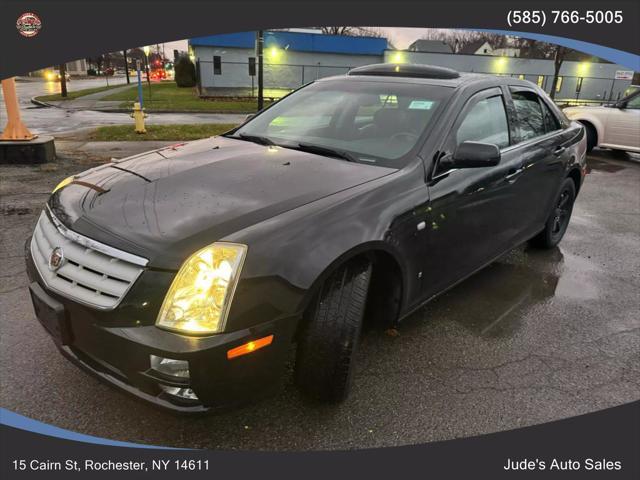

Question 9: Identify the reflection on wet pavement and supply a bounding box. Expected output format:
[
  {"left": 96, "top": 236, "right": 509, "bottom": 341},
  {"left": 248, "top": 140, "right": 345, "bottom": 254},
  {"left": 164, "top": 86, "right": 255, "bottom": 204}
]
[{"left": 435, "top": 248, "right": 563, "bottom": 338}]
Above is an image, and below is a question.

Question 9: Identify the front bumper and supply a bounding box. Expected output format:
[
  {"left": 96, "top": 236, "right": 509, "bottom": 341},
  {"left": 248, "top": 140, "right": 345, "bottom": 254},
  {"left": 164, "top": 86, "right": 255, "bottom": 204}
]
[{"left": 25, "top": 243, "right": 297, "bottom": 413}]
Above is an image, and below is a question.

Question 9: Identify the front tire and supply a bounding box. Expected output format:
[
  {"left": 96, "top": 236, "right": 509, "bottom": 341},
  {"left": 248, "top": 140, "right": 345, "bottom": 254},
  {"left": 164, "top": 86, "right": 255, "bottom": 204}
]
[
  {"left": 295, "top": 258, "right": 372, "bottom": 402},
  {"left": 531, "top": 178, "right": 576, "bottom": 249}
]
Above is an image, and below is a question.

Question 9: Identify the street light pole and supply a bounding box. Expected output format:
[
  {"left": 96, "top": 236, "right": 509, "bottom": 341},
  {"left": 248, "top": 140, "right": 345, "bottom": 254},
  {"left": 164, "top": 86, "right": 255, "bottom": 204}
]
[{"left": 256, "top": 30, "right": 264, "bottom": 111}]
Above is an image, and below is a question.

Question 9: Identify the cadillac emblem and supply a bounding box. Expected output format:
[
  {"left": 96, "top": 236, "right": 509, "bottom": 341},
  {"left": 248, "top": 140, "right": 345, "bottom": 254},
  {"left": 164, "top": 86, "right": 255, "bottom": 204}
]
[{"left": 48, "top": 247, "right": 65, "bottom": 271}]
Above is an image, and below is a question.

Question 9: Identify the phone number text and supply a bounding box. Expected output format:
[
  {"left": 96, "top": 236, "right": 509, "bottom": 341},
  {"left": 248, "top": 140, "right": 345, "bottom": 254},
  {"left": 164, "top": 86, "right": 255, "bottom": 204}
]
[{"left": 507, "top": 10, "right": 623, "bottom": 27}]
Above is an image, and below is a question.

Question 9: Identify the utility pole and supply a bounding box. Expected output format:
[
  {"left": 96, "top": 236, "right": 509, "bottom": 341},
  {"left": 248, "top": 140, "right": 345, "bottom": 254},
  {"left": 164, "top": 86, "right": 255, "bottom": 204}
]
[
  {"left": 123, "top": 50, "right": 130, "bottom": 84},
  {"left": 59, "top": 63, "right": 67, "bottom": 98},
  {"left": 256, "top": 30, "right": 264, "bottom": 110}
]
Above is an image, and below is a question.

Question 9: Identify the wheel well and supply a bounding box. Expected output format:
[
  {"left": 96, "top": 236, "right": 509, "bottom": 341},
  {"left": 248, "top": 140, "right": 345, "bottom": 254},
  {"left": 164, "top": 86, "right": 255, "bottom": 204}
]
[
  {"left": 362, "top": 250, "right": 403, "bottom": 331},
  {"left": 299, "top": 249, "right": 403, "bottom": 337},
  {"left": 567, "top": 167, "right": 582, "bottom": 194},
  {"left": 579, "top": 120, "right": 597, "bottom": 141}
]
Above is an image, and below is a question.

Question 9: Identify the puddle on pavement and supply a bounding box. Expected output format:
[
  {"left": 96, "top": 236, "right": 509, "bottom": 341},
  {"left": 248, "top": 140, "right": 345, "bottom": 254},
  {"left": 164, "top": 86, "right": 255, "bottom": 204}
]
[
  {"left": 434, "top": 253, "right": 562, "bottom": 338},
  {"left": 411, "top": 244, "right": 606, "bottom": 338},
  {"left": 553, "top": 252, "right": 601, "bottom": 301},
  {"left": 392, "top": 245, "right": 604, "bottom": 339}
]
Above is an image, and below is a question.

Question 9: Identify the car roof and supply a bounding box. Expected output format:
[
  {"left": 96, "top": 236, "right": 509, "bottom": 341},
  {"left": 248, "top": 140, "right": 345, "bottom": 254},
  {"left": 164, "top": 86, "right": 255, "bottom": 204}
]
[{"left": 318, "top": 64, "right": 536, "bottom": 90}]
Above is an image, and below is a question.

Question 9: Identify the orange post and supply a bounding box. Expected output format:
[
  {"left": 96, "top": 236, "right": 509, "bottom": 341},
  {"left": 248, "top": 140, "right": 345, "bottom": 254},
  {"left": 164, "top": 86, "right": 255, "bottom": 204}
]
[{"left": 1, "top": 77, "right": 36, "bottom": 141}]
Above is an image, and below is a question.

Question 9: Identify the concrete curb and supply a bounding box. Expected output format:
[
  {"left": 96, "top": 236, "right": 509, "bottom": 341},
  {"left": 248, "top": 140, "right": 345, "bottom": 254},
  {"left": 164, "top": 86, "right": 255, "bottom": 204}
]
[
  {"left": 91, "top": 108, "right": 256, "bottom": 114},
  {"left": 30, "top": 97, "right": 58, "bottom": 108}
]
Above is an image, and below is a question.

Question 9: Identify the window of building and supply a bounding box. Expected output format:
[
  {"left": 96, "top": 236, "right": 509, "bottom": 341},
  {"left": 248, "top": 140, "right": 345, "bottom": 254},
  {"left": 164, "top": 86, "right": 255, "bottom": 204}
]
[
  {"left": 455, "top": 95, "right": 510, "bottom": 149},
  {"left": 518, "top": 74, "right": 525, "bottom": 80},
  {"left": 537, "top": 75, "right": 545, "bottom": 88},
  {"left": 555, "top": 76, "right": 563, "bottom": 92},
  {"left": 213, "top": 56, "right": 222, "bottom": 75},
  {"left": 510, "top": 90, "right": 546, "bottom": 141}
]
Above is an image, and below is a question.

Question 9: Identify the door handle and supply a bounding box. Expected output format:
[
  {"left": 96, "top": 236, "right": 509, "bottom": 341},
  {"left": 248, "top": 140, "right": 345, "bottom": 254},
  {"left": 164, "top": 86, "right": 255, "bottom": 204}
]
[
  {"left": 504, "top": 167, "right": 524, "bottom": 182},
  {"left": 553, "top": 146, "right": 566, "bottom": 156}
]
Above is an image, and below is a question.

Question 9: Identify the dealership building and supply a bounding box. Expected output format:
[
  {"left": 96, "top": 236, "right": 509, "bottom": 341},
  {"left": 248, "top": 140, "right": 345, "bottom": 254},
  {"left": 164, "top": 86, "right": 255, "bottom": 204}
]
[{"left": 189, "top": 30, "right": 635, "bottom": 102}]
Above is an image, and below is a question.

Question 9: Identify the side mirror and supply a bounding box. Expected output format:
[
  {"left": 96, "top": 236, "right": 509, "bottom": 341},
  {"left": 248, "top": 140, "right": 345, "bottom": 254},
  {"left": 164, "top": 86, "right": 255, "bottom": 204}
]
[
  {"left": 443, "top": 141, "right": 501, "bottom": 169},
  {"left": 615, "top": 101, "right": 627, "bottom": 109}
]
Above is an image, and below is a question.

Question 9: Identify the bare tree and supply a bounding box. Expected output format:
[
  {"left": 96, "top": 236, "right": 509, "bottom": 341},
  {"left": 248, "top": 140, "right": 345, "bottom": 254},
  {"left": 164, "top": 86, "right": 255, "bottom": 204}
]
[
  {"left": 549, "top": 46, "right": 568, "bottom": 100},
  {"left": 319, "top": 26, "right": 385, "bottom": 37},
  {"left": 93, "top": 55, "right": 104, "bottom": 74},
  {"left": 321, "top": 26, "right": 354, "bottom": 35},
  {"left": 419, "top": 29, "right": 515, "bottom": 53}
]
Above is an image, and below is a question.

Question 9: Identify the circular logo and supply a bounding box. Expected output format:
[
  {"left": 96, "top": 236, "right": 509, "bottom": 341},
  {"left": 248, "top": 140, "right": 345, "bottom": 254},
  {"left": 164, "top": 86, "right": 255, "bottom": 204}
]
[
  {"left": 16, "top": 12, "right": 42, "bottom": 38},
  {"left": 48, "top": 247, "right": 65, "bottom": 271}
]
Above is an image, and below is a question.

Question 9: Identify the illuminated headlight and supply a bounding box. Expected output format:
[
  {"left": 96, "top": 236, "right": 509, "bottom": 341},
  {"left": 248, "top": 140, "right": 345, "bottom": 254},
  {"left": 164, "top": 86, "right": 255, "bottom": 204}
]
[{"left": 156, "top": 242, "right": 247, "bottom": 335}]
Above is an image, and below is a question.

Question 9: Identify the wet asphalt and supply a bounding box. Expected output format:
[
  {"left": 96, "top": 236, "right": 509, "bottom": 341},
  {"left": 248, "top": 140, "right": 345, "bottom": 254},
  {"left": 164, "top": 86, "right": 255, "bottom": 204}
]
[{"left": 0, "top": 149, "right": 638, "bottom": 451}]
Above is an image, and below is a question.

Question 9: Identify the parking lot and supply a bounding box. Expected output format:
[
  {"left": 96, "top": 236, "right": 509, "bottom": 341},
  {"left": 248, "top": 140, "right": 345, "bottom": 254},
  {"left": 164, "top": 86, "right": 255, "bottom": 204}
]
[{"left": 1, "top": 148, "right": 638, "bottom": 451}]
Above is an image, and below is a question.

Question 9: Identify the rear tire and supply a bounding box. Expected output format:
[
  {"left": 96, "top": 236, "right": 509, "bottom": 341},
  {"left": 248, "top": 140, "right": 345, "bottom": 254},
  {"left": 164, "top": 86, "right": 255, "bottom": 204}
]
[
  {"left": 531, "top": 178, "right": 576, "bottom": 249},
  {"left": 295, "top": 258, "right": 372, "bottom": 402}
]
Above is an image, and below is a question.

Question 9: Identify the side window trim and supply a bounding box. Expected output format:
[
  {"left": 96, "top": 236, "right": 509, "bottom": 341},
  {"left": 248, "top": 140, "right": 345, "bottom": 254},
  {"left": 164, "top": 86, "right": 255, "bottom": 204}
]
[
  {"left": 447, "top": 87, "right": 509, "bottom": 150},
  {"left": 431, "top": 87, "right": 509, "bottom": 179}
]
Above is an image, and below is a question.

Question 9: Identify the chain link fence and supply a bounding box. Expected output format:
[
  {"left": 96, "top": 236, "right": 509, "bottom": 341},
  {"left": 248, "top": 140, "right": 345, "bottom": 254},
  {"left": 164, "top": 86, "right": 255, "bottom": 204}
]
[{"left": 195, "top": 60, "right": 632, "bottom": 106}]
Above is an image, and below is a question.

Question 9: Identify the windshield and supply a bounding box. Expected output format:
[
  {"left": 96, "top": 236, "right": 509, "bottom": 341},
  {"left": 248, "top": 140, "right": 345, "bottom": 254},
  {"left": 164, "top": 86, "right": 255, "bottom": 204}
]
[{"left": 230, "top": 79, "right": 453, "bottom": 167}]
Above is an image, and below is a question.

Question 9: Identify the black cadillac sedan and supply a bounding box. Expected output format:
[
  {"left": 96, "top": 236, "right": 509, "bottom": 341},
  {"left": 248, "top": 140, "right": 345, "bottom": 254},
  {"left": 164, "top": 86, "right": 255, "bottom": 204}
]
[{"left": 26, "top": 64, "right": 587, "bottom": 412}]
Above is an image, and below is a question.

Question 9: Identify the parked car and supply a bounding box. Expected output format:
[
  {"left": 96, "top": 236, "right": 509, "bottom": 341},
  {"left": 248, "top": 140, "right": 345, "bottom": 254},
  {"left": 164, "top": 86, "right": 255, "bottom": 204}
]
[
  {"left": 26, "top": 64, "right": 586, "bottom": 412},
  {"left": 564, "top": 90, "right": 640, "bottom": 153}
]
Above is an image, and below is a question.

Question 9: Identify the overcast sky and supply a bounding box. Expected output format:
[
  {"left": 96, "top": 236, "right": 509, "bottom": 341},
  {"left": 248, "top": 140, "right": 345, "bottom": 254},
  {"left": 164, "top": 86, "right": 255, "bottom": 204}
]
[{"left": 160, "top": 27, "right": 445, "bottom": 55}]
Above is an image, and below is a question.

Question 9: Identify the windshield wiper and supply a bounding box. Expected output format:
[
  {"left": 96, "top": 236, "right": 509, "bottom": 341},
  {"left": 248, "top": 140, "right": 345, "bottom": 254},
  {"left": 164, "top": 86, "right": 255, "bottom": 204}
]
[
  {"left": 285, "top": 143, "right": 357, "bottom": 162},
  {"left": 229, "top": 133, "right": 275, "bottom": 146}
]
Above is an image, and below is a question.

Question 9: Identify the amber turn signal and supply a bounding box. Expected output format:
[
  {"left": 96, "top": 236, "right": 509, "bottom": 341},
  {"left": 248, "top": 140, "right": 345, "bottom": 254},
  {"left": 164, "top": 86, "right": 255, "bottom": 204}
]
[{"left": 227, "top": 335, "right": 274, "bottom": 360}]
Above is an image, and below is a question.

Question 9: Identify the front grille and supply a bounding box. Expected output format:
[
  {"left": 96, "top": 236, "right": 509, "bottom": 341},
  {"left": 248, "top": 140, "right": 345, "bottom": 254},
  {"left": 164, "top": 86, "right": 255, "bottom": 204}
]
[{"left": 30, "top": 210, "right": 146, "bottom": 309}]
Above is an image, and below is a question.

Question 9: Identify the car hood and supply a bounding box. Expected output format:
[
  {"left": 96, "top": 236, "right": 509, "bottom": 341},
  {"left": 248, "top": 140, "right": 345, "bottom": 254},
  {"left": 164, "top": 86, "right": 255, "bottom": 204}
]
[
  {"left": 563, "top": 105, "right": 611, "bottom": 116},
  {"left": 49, "top": 136, "right": 395, "bottom": 269}
]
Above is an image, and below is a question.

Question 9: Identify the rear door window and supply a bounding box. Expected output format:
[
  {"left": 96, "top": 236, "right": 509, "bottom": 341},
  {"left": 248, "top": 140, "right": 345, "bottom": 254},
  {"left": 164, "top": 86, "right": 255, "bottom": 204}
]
[{"left": 511, "top": 90, "right": 546, "bottom": 141}]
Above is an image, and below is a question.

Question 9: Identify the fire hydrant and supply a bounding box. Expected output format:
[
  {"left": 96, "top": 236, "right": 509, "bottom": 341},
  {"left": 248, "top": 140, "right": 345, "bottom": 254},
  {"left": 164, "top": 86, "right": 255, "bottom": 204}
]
[{"left": 131, "top": 102, "right": 147, "bottom": 134}]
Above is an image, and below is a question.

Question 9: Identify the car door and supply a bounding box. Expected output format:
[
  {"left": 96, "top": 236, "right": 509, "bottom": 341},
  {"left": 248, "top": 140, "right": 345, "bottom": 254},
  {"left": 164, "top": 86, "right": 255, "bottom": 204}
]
[
  {"left": 421, "top": 87, "right": 521, "bottom": 298},
  {"left": 602, "top": 93, "right": 640, "bottom": 150},
  {"left": 506, "top": 88, "right": 569, "bottom": 235}
]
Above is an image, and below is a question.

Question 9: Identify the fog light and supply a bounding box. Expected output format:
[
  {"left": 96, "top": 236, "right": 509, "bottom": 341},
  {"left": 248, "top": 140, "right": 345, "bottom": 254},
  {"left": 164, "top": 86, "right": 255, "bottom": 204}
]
[
  {"left": 150, "top": 355, "right": 190, "bottom": 378},
  {"left": 159, "top": 385, "right": 199, "bottom": 400}
]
